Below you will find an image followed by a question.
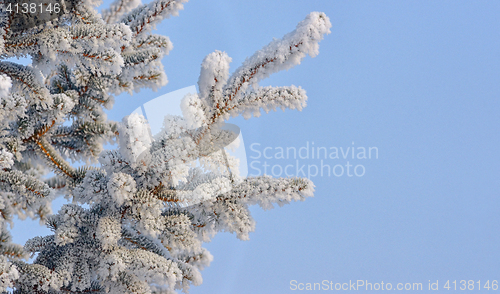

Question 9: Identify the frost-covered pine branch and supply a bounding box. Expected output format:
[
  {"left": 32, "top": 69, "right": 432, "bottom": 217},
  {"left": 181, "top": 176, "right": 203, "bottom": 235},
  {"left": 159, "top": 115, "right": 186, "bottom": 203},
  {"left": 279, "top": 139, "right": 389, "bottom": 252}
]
[{"left": 0, "top": 1, "right": 329, "bottom": 292}]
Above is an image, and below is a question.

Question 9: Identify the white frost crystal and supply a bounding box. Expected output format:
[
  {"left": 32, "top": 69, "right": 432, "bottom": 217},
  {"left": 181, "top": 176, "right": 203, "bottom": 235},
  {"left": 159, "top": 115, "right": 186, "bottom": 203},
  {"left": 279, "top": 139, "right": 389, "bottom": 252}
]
[
  {"left": 118, "top": 113, "right": 153, "bottom": 165},
  {"left": 0, "top": 149, "right": 14, "bottom": 169},
  {"left": 0, "top": 75, "right": 11, "bottom": 98}
]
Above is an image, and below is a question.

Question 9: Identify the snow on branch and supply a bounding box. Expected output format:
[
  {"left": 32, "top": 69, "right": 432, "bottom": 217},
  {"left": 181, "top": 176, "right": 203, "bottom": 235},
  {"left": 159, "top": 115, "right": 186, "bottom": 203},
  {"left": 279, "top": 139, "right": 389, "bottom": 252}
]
[
  {"left": 187, "top": 176, "right": 314, "bottom": 240},
  {"left": 0, "top": 62, "right": 50, "bottom": 105},
  {"left": 224, "top": 12, "right": 331, "bottom": 96},
  {"left": 102, "top": 0, "right": 142, "bottom": 24},
  {"left": 198, "top": 50, "right": 232, "bottom": 113},
  {"left": 134, "top": 34, "right": 173, "bottom": 53},
  {"left": 121, "top": 0, "right": 188, "bottom": 37},
  {"left": 0, "top": 170, "right": 51, "bottom": 201},
  {"left": 223, "top": 175, "right": 315, "bottom": 209},
  {"left": 196, "top": 12, "right": 331, "bottom": 123},
  {"left": 223, "top": 85, "right": 308, "bottom": 120}
]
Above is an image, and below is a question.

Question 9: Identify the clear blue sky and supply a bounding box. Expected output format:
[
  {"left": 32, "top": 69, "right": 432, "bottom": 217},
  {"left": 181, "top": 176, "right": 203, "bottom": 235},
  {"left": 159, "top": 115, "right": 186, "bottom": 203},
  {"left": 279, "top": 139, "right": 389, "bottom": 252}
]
[{"left": 12, "top": 1, "right": 500, "bottom": 293}]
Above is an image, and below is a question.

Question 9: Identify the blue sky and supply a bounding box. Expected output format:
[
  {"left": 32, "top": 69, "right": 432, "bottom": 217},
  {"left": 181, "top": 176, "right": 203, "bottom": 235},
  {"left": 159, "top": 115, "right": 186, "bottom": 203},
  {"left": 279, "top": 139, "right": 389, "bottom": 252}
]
[{"left": 11, "top": 1, "right": 500, "bottom": 293}]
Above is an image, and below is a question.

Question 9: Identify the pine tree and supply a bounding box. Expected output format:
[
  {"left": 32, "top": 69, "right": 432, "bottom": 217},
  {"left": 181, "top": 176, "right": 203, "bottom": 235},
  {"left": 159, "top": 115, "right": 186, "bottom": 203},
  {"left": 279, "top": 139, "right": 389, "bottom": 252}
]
[{"left": 0, "top": 0, "right": 330, "bottom": 292}]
